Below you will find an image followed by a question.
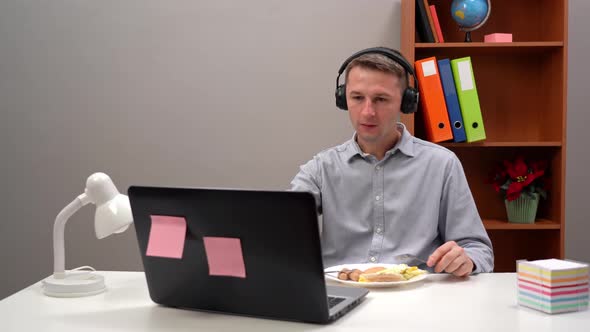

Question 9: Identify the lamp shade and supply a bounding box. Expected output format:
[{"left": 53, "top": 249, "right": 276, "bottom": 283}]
[
  {"left": 84, "top": 173, "right": 133, "bottom": 239},
  {"left": 94, "top": 194, "right": 132, "bottom": 239}
]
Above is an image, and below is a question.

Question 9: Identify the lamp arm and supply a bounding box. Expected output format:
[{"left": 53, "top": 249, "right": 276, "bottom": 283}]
[{"left": 53, "top": 193, "right": 91, "bottom": 278}]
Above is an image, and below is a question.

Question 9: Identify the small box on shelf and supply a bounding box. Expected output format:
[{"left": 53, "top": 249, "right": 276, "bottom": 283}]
[{"left": 484, "top": 33, "right": 513, "bottom": 43}]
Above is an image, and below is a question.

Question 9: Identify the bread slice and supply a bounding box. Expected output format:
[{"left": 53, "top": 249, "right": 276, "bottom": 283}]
[
  {"left": 362, "top": 266, "right": 387, "bottom": 274},
  {"left": 358, "top": 271, "right": 405, "bottom": 282}
]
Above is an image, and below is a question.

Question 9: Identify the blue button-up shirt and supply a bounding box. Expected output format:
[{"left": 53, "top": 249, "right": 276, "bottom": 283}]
[{"left": 290, "top": 123, "right": 494, "bottom": 273}]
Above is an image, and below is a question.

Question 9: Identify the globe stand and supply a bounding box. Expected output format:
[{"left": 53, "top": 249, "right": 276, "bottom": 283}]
[{"left": 464, "top": 31, "right": 472, "bottom": 42}]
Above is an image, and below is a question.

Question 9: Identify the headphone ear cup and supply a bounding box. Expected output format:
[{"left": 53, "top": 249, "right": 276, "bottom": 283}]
[
  {"left": 400, "top": 87, "right": 419, "bottom": 114},
  {"left": 335, "top": 84, "right": 348, "bottom": 110}
]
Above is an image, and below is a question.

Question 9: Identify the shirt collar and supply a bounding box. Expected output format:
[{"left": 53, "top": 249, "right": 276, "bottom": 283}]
[
  {"left": 344, "top": 123, "right": 415, "bottom": 162},
  {"left": 394, "top": 123, "right": 416, "bottom": 158}
]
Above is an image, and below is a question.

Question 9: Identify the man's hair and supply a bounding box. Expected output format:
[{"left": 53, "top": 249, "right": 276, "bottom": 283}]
[{"left": 344, "top": 53, "right": 408, "bottom": 93}]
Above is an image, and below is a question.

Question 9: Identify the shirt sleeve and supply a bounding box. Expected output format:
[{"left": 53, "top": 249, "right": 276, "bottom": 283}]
[
  {"left": 289, "top": 156, "right": 323, "bottom": 215},
  {"left": 438, "top": 154, "right": 495, "bottom": 273}
]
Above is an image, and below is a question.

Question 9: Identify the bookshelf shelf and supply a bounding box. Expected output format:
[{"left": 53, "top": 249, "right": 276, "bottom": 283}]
[
  {"left": 483, "top": 219, "right": 561, "bottom": 230},
  {"left": 416, "top": 42, "right": 564, "bottom": 56},
  {"left": 441, "top": 141, "right": 562, "bottom": 148},
  {"left": 401, "top": 0, "right": 567, "bottom": 272},
  {"left": 416, "top": 42, "right": 564, "bottom": 48}
]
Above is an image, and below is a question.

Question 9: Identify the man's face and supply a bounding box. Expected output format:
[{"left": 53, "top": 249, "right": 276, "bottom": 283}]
[{"left": 346, "top": 66, "right": 403, "bottom": 148}]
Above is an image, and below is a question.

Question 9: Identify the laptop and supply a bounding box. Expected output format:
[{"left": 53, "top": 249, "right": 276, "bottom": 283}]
[{"left": 128, "top": 186, "right": 369, "bottom": 324}]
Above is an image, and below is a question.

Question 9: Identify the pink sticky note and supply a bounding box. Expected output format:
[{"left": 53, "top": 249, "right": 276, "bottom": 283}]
[
  {"left": 203, "top": 237, "right": 246, "bottom": 278},
  {"left": 146, "top": 215, "right": 187, "bottom": 259}
]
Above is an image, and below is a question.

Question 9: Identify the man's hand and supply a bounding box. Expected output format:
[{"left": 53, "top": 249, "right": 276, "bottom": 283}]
[{"left": 427, "top": 241, "right": 473, "bottom": 277}]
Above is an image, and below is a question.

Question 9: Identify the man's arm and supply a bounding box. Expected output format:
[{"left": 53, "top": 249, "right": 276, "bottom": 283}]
[
  {"left": 432, "top": 154, "right": 494, "bottom": 274},
  {"left": 289, "top": 156, "right": 323, "bottom": 215}
]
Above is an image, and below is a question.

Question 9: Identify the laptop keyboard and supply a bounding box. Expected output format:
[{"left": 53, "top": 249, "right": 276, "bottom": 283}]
[{"left": 328, "top": 296, "right": 346, "bottom": 308}]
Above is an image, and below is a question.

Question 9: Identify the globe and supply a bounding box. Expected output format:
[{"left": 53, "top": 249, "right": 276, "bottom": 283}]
[{"left": 451, "top": 0, "right": 491, "bottom": 42}]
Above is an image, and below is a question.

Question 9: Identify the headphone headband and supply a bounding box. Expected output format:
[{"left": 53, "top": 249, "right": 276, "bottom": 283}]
[{"left": 337, "top": 47, "right": 415, "bottom": 79}]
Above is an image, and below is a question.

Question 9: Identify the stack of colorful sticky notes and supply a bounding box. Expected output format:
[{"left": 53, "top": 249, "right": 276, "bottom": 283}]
[{"left": 517, "top": 259, "right": 589, "bottom": 314}]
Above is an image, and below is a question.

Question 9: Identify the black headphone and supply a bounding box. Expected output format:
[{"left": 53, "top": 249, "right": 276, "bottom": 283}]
[{"left": 335, "top": 47, "right": 419, "bottom": 114}]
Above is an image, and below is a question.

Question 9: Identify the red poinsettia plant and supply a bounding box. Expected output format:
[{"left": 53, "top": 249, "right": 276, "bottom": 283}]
[{"left": 487, "top": 156, "right": 549, "bottom": 202}]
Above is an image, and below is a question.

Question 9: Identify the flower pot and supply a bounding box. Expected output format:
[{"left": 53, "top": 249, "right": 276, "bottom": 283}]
[{"left": 505, "top": 193, "right": 540, "bottom": 224}]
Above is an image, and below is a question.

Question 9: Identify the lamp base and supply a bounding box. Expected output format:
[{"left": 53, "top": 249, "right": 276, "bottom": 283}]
[{"left": 42, "top": 270, "right": 106, "bottom": 297}]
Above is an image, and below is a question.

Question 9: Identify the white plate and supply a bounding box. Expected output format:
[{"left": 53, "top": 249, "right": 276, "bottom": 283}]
[{"left": 324, "top": 263, "right": 428, "bottom": 288}]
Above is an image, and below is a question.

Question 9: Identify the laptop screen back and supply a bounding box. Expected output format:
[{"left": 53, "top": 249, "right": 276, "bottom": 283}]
[{"left": 128, "top": 186, "right": 330, "bottom": 322}]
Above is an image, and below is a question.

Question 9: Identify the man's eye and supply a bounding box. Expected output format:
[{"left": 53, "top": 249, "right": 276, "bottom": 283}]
[
  {"left": 375, "top": 97, "right": 387, "bottom": 103},
  {"left": 352, "top": 96, "right": 363, "bottom": 101}
]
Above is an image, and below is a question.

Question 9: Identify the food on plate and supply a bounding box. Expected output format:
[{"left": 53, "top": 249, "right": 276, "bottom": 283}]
[
  {"left": 335, "top": 264, "right": 426, "bottom": 283},
  {"left": 362, "top": 266, "right": 387, "bottom": 274},
  {"left": 359, "top": 271, "right": 405, "bottom": 282},
  {"left": 337, "top": 268, "right": 350, "bottom": 280},
  {"left": 337, "top": 268, "right": 361, "bottom": 281},
  {"left": 348, "top": 269, "right": 362, "bottom": 282}
]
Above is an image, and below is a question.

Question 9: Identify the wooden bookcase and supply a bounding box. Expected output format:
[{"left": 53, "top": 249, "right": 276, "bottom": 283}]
[{"left": 400, "top": 0, "right": 568, "bottom": 272}]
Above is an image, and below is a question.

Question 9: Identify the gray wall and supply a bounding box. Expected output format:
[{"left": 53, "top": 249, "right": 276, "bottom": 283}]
[
  {"left": 0, "top": 0, "right": 400, "bottom": 299},
  {"left": 565, "top": 0, "right": 590, "bottom": 264},
  {"left": 1, "top": 0, "right": 589, "bottom": 300}
]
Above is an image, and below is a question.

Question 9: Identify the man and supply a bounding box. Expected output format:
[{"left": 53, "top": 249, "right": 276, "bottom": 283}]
[{"left": 290, "top": 47, "right": 493, "bottom": 276}]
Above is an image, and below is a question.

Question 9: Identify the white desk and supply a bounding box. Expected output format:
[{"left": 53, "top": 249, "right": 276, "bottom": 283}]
[{"left": 1, "top": 272, "right": 588, "bottom": 331}]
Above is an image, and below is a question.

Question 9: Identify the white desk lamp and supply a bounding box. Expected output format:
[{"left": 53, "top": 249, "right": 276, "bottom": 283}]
[{"left": 42, "top": 172, "right": 133, "bottom": 297}]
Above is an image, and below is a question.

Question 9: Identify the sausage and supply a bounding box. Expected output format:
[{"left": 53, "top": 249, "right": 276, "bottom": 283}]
[
  {"left": 338, "top": 268, "right": 351, "bottom": 280},
  {"left": 348, "top": 269, "right": 362, "bottom": 282}
]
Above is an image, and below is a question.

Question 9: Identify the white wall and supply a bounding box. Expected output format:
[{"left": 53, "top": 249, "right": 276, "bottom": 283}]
[
  {"left": 0, "top": 0, "right": 401, "bottom": 298},
  {"left": 565, "top": 0, "right": 590, "bottom": 263}
]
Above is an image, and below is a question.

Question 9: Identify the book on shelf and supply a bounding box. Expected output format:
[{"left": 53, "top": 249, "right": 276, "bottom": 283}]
[
  {"left": 415, "top": 0, "right": 435, "bottom": 43},
  {"left": 450, "top": 57, "right": 486, "bottom": 142},
  {"left": 414, "top": 57, "right": 453, "bottom": 142},
  {"left": 423, "top": 0, "right": 438, "bottom": 43},
  {"left": 437, "top": 58, "right": 466, "bottom": 142},
  {"left": 429, "top": 5, "right": 444, "bottom": 43}
]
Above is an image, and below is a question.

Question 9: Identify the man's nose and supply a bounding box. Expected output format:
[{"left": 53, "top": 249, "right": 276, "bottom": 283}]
[{"left": 361, "top": 99, "right": 376, "bottom": 116}]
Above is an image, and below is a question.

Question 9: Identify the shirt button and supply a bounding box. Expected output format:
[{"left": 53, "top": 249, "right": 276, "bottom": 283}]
[
  {"left": 376, "top": 227, "right": 382, "bottom": 234},
  {"left": 376, "top": 165, "right": 381, "bottom": 170},
  {"left": 370, "top": 256, "right": 376, "bottom": 262},
  {"left": 375, "top": 195, "right": 381, "bottom": 201}
]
